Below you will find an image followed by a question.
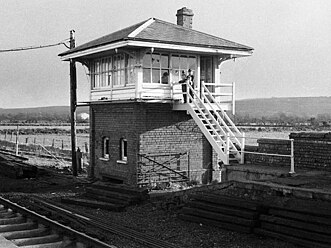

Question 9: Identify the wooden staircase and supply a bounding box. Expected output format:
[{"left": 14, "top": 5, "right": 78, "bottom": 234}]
[{"left": 179, "top": 81, "right": 244, "bottom": 165}]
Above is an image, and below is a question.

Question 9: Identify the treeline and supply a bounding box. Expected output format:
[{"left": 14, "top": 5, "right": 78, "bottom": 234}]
[
  {"left": 0, "top": 113, "right": 88, "bottom": 124},
  {"left": 233, "top": 112, "right": 331, "bottom": 126}
]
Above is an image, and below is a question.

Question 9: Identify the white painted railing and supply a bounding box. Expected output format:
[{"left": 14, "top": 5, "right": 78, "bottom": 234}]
[{"left": 229, "top": 133, "right": 295, "bottom": 174}]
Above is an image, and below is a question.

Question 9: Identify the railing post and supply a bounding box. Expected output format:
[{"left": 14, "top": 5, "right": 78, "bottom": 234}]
[
  {"left": 289, "top": 139, "right": 295, "bottom": 174},
  {"left": 240, "top": 132, "right": 245, "bottom": 164},
  {"left": 225, "top": 133, "right": 230, "bottom": 165}
]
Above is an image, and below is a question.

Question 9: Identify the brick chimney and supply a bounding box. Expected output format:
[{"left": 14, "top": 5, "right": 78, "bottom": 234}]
[{"left": 176, "top": 7, "right": 194, "bottom": 29}]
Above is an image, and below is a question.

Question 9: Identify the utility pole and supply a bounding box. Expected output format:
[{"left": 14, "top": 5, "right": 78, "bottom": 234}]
[{"left": 69, "top": 30, "right": 77, "bottom": 176}]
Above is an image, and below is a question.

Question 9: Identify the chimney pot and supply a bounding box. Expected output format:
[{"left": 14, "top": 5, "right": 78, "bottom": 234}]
[{"left": 176, "top": 7, "right": 194, "bottom": 29}]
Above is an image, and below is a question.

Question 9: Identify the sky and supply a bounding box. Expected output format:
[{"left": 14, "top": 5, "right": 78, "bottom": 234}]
[{"left": 0, "top": 0, "right": 330, "bottom": 108}]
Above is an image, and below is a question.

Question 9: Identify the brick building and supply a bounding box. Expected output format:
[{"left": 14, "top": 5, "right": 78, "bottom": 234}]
[{"left": 59, "top": 8, "right": 253, "bottom": 186}]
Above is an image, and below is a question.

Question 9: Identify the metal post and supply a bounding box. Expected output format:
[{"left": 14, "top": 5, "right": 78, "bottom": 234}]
[
  {"left": 240, "top": 132, "right": 245, "bottom": 164},
  {"left": 70, "top": 30, "right": 78, "bottom": 176},
  {"left": 289, "top": 139, "right": 295, "bottom": 174}
]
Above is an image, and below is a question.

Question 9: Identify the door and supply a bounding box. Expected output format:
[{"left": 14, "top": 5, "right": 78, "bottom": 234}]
[{"left": 200, "top": 56, "right": 215, "bottom": 98}]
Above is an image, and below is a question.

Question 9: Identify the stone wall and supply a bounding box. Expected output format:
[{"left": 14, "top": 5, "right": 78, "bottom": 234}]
[
  {"left": 290, "top": 132, "right": 331, "bottom": 170},
  {"left": 244, "top": 132, "right": 331, "bottom": 170},
  {"left": 244, "top": 139, "right": 291, "bottom": 166}
]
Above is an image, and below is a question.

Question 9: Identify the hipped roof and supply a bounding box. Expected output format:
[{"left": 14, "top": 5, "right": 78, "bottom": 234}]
[{"left": 59, "top": 18, "right": 253, "bottom": 57}]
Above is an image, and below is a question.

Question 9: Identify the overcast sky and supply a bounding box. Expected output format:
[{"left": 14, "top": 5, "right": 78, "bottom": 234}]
[{"left": 1, "top": 0, "right": 330, "bottom": 108}]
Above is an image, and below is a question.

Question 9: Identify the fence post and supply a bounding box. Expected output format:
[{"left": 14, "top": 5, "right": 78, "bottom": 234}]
[
  {"left": 289, "top": 139, "right": 295, "bottom": 174},
  {"left": 62, "top": 140, "right": 64, "bottom": 150},
  {"left": 52, "top": 139, "right": 55, "bottom": 147},
  {"left": 240, "top": 132, "right": 245, "bottom": 164},
  {"left": 15, "top": 125, "right": 19, "bottom": 156},
  {"left": 4, "top": 131, "right": 7, "bottom": 140}
]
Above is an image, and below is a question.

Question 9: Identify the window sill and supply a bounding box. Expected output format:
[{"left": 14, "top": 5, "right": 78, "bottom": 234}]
[
  {"left": 99, "top": 157, "right": 110, "bottom": 161},
  {"left": 116, "top": 160, "right": 127, "bottom": 164}
]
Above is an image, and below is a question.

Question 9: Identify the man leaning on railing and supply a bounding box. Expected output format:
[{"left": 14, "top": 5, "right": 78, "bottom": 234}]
[{"left": 179, "top": 69, "right": 194, "bottom": 103}]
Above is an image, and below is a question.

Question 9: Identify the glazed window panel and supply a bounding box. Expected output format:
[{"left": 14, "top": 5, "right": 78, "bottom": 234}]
[
  {"left": 142, "top": 53, "right": 170, "bottom": 84},
  {"left": 91, "top": 53, "right": 135, "bottom": 89}
]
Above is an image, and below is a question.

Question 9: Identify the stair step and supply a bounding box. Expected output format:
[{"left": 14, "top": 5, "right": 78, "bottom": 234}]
[{"left": 91, "top": 182, "right": 148, "bottom": 199}]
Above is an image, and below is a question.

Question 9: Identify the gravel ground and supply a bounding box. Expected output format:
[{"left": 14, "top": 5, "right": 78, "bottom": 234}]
[{"left": 0, "top": 159, "right": 298, "bottom": 248}]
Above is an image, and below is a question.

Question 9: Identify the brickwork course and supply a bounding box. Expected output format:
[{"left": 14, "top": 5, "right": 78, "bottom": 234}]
[
  {"left": 245, "top": 132, "right": 331, "bottom": 170},
  {"left": 90, "top": 102, "right": 214, "bottom": 185}
]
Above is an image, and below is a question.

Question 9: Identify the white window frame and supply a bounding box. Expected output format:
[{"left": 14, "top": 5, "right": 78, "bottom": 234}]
[
  {"left": 91, "top": 53, "right": 135, "bottom": 89},
  {"left": 119, "top": 138, "right": 127, "bottom": 163},
  {"left": 101, "top": 137, "right": 110, "bottom": 160},
  {"left": 142, "top": 52, "right": 196, "bottom": 85},
  {"left": 142, "top": 53, "right": 170, "bottom": 84}
]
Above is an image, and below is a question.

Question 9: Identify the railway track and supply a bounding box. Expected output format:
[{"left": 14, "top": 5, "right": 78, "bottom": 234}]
[
  {"left": 0, "top": 196, "right": 116, "bottom": 248},
  {"left": 29, "top": 196, "right": 180, "bottom": 248}
]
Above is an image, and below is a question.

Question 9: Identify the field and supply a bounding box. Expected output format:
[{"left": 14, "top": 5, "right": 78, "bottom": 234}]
[
  {"left": 0, "top": 124, "right": 296, "bottom": 159},
  {"left": 0, "top": 125, "right": 89, "bottom": 152}
]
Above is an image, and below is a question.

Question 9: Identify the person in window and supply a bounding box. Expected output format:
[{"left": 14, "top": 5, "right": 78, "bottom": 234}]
[
  {"left": 161, "top": 72, "right": 169, "bottom": 84},
  {"left": 179, "top": 71, "right": 188, "bottom": 103}
]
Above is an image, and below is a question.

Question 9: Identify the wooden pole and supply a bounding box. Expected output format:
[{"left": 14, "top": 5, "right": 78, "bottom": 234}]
[
  {"left": 15, "top": 125, "right": 19, "bottom": 156},
  {"left": 70, "top": 30, "right": 78, "bottom": 176}
]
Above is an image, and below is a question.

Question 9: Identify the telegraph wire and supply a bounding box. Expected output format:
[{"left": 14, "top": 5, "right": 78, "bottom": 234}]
[{"left": 0, "top": 39, "right": 70, "bottom": 53}]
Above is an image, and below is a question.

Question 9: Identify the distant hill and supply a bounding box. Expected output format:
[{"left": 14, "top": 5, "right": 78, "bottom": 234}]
[
  {"left": 236, "top": 97, "right": 331, "bottom": 118},
  {"left": 0, "top": 97, "right": 330, "bottom": 122},
  {"left": 0, "top": 106, "right": 89, "bottom": 115},
  {"left": 0, "top": 106, "right": 89, "bottom": 123}
]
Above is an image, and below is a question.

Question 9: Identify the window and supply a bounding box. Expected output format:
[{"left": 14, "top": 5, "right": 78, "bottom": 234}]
[
  {"left": 91, "top": 53, "right": 135, "bottom": 89},
  {"left": 143, "top": 53, "right": 170, "bottom": 84},
  {"left": 119, "top": 138, "right": 127, "bottom": 162},
  {"left": 102, "top": 137, "right": 110, "bottom": 159},
  {"left": 171, "top": 55, "right": 196, "bottom": 83}
]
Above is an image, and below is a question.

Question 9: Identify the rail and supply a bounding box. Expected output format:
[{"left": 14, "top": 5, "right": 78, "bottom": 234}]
[
  {"left": 228, "top": 133, "right": 295, "bottom": 174},
  {"left": 0, "top": 196, "right": 116, "bottom": 248},
  {"left": 30, "top": 196, "right": 181, "bottom": 248}
]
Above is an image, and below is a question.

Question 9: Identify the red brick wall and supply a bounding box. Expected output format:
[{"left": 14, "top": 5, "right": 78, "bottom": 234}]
[{"left": 90, "top": 102, "right": 213, "bottom": 185}]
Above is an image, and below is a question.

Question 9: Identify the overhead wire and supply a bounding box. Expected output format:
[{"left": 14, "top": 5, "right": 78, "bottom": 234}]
[{"left": 0, "top": 38, "right": 70, "bottom": 53}]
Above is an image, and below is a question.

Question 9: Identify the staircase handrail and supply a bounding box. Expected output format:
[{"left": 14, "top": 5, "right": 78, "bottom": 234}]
[
  {"left": 199, "top": 82, "right": 242, "bottom": 147},
  {"left": 185, "top": 83, "right": 228, "bottom": 147}
]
